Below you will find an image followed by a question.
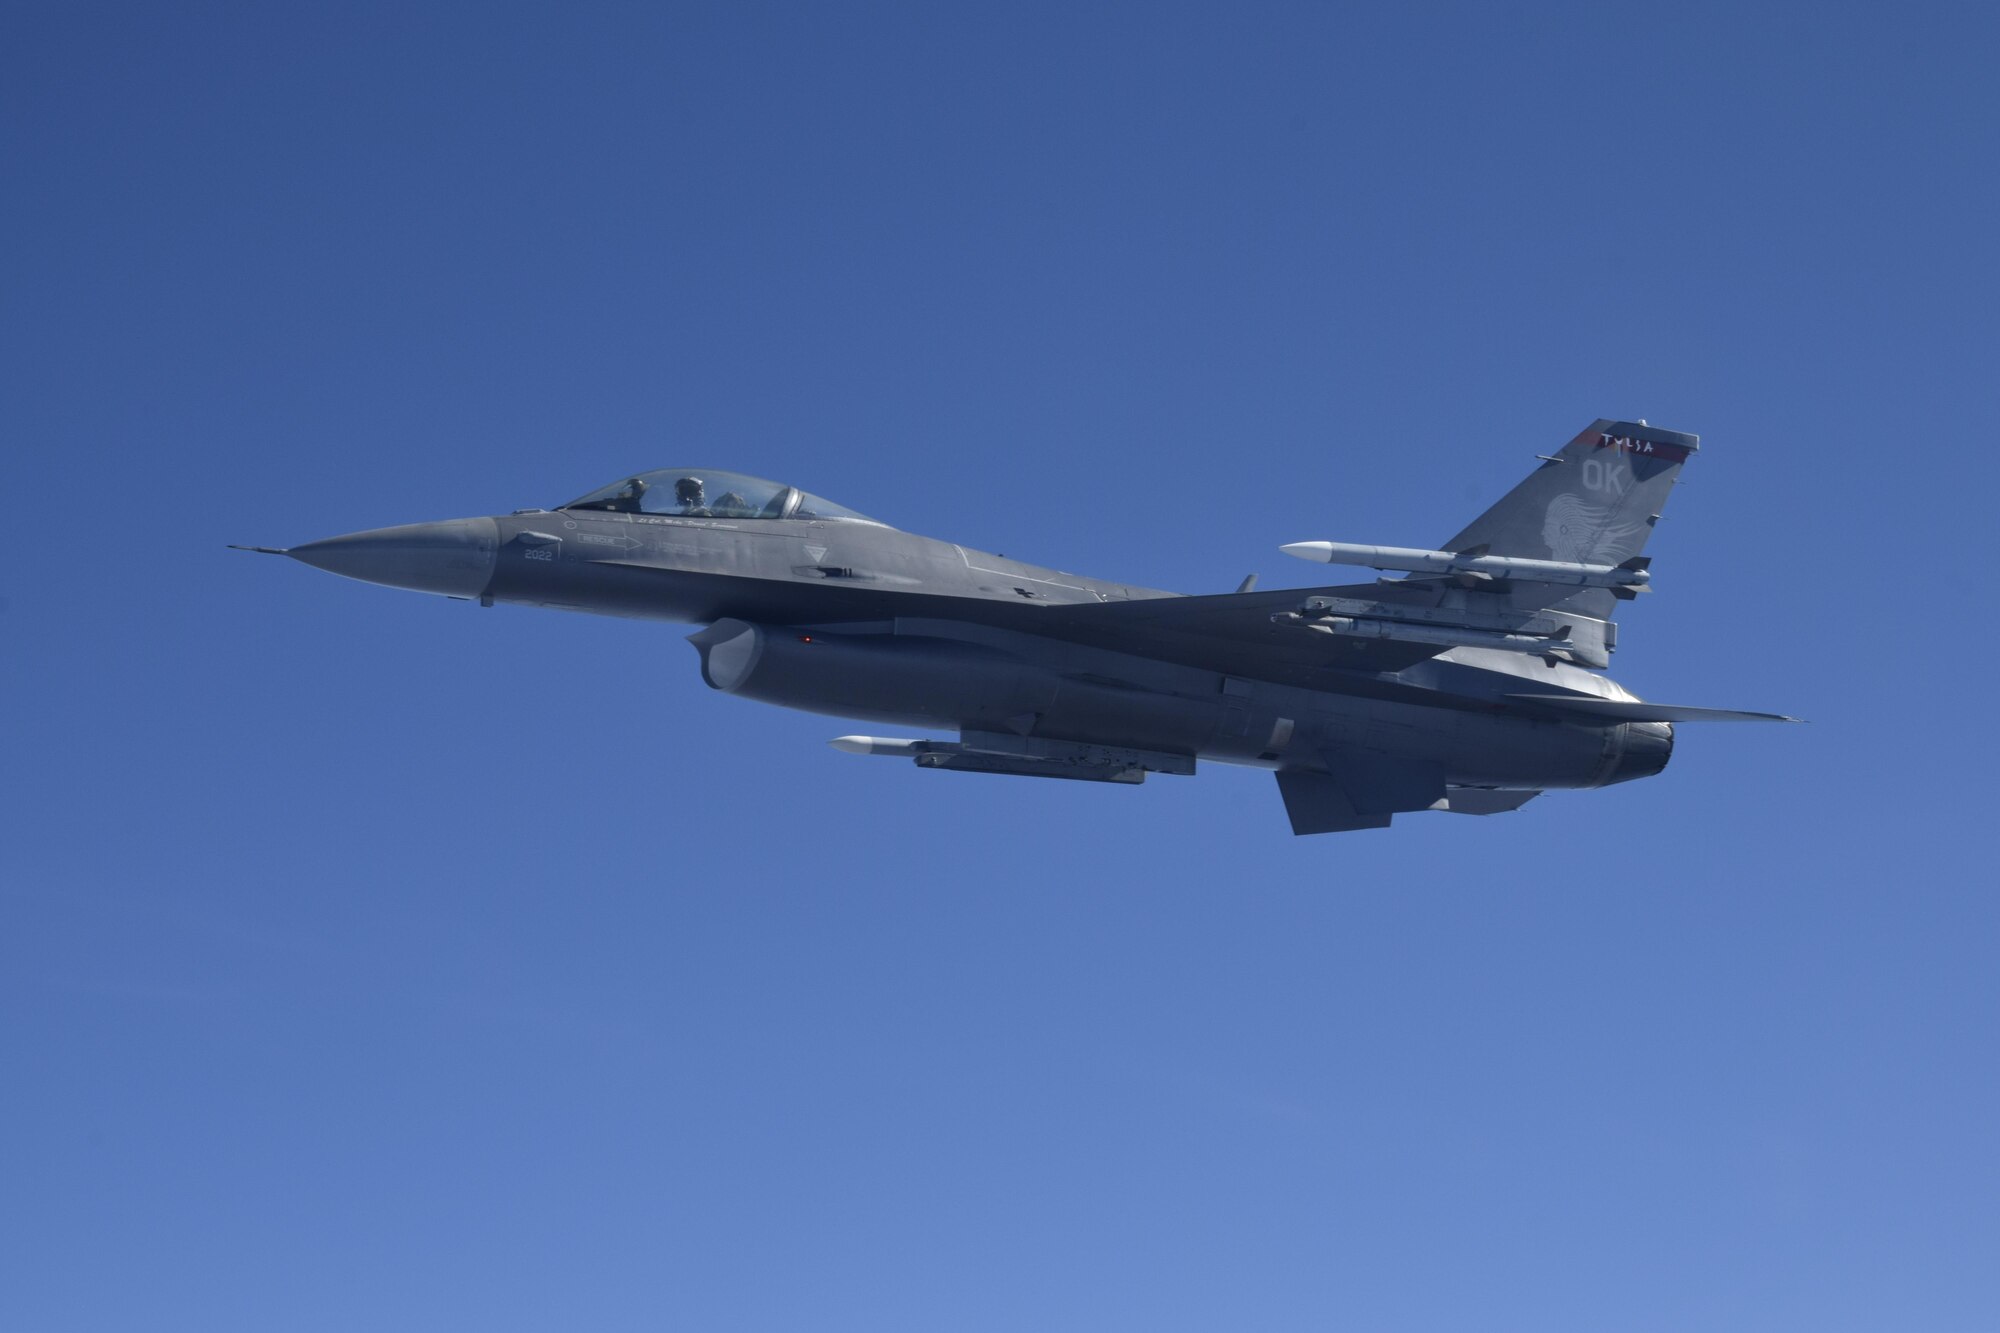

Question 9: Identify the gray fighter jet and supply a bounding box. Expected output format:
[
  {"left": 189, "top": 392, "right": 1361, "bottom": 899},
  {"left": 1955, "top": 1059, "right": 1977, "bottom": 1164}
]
[{"left": 239, "top": 420, "right": 1795, "bottom": 834}]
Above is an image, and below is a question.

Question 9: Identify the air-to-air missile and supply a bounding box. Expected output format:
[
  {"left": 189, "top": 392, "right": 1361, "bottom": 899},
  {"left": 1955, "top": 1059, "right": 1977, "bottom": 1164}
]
[{"left": 1280, "top": 540, "right": 1653, "bottom": 597}]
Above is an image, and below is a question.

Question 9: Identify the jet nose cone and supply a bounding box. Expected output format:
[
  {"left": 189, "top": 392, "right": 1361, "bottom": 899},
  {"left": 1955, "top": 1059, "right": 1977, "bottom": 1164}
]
[{"left": 288, "top": 518, "right": 499, "bottom": 598}]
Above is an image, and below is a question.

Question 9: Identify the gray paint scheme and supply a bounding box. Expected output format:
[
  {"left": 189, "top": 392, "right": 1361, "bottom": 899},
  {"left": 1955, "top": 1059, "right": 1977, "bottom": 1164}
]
[{"left": 249, "top": 420, "right": 1794, "bottom": 835}]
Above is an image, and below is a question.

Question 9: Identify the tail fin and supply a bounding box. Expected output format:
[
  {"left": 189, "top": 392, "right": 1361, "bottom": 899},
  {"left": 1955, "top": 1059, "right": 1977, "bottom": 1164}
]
[{"left": 1442, "top": 419, "right": 1697, "bottom": 617}]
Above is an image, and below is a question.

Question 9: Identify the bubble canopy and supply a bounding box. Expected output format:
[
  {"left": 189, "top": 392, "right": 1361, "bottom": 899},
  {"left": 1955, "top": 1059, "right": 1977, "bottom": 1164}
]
[{"left": 561, "top": 470, "right": 877, "bottom": 523}]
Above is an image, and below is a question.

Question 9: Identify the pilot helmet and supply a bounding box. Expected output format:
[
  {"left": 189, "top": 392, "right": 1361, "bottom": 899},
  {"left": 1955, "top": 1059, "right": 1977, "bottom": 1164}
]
[{"left": 675, "top": 476, "right": 705, "bottom": 506}]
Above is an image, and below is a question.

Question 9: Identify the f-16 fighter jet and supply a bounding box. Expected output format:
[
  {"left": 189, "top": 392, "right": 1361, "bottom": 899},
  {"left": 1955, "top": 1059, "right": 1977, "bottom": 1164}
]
[{"left": 239, "top": 420, "right": 1794, "bottom": 834}]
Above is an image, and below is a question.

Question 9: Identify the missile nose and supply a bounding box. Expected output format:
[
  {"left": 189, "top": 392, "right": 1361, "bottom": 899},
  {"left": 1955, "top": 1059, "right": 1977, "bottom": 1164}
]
[{"left": 287, "top": 517, "right": 499, "bottom": 598}]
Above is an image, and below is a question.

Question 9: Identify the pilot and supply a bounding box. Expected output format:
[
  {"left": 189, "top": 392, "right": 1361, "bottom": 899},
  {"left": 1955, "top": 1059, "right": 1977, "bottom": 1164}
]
[
  {"left": 674, "top": 476, "right": 711, "bottom": 516},
  {"left": 605, "top": 476, "right": 648, "bottom": 513}
]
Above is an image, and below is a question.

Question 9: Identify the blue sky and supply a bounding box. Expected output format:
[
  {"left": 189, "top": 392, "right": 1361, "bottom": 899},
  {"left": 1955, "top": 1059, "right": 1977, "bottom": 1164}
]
[{"left": 5, "top": 3, "right": 1997, "bottom": 1329}]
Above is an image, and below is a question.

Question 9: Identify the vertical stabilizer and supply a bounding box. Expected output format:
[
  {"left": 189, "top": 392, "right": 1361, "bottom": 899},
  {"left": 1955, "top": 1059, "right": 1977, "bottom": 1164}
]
[{"left": 1441, "top": 420, "right": 1697, "bottom": 618}]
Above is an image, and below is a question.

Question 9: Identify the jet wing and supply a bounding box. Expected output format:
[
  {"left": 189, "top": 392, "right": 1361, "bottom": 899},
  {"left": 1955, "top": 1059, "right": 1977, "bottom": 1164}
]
[
  {"left": 1023, "top": 568, "right": 1626, "bottom": 685},
  {"left": 1029, "top": 583, "right": 1449, "bottom": 685}
]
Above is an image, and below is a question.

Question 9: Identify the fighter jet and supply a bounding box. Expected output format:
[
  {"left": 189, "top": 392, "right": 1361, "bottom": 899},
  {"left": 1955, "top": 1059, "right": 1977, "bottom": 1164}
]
[{"left": 238, "top": 420, "right": 1795, "bottom": 834}]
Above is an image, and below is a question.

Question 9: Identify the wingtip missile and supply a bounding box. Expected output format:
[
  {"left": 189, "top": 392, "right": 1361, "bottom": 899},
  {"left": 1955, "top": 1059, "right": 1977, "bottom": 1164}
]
[{"left": 1281, "top": 539, "right": 1653, "bottom": 591}]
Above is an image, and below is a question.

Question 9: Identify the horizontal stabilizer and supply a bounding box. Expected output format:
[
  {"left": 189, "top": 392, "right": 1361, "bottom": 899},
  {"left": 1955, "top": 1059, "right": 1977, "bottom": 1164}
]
[{"left": 1506, "top": 694, "right": 1802, "bottom": 723}]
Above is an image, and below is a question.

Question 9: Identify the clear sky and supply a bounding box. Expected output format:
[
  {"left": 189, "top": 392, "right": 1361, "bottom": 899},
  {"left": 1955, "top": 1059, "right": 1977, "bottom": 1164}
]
[{"left": 5, "top": 3, "right": 1997, "bottom": 1329}]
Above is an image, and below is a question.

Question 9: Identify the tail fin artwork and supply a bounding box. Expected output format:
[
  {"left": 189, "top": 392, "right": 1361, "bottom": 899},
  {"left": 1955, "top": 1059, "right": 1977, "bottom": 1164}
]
[{"left": 1441, "top": 420, "right": 1697, "bottom": 619}]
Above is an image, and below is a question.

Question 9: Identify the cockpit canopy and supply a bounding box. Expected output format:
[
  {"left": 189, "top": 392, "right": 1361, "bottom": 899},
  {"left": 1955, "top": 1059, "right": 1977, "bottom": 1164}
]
[{"left": 561, "top": 469, "right": 877, "bottom": 523}]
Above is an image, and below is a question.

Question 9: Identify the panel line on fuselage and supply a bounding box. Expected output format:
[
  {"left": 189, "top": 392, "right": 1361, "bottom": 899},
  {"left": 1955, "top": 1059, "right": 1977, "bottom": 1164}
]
[{"left": 951, "top": 545, "right": 1106, "bottom": 600}]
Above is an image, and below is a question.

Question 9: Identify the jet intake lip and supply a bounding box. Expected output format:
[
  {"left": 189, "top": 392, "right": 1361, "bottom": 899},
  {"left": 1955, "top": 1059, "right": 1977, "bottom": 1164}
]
[{"left": 288, "top": 518, "right": 499, "bottom": 598}]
